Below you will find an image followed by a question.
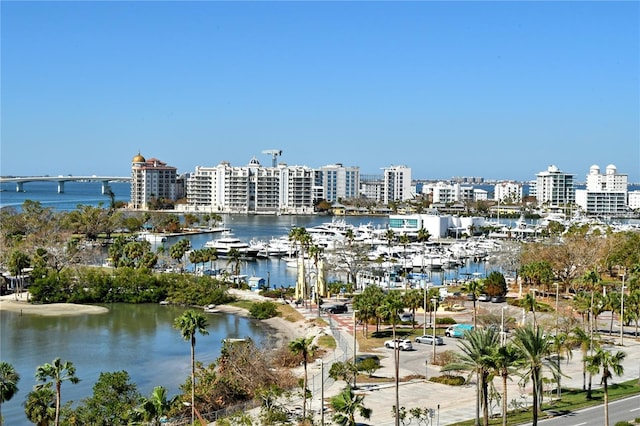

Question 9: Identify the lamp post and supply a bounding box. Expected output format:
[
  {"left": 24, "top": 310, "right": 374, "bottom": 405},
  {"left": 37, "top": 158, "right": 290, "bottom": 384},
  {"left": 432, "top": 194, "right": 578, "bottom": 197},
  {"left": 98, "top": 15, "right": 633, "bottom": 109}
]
[
  {"left": 423, "top": 281, "right": 429, "bottom": 336},
  {"left": 620, "top": 272, "right": 626, "bottom": 346},
  {"left": 555, "top": 282, "right": 560, "bottom": 335},
  {"left": 431, "top": 297, "right": 437, "bottom": 363},
  {"left": 353, "top": 309, "right": 359, "bottom": 389},
  {"left": 501, "top": 305, "right": 507, "bottom": 346}
]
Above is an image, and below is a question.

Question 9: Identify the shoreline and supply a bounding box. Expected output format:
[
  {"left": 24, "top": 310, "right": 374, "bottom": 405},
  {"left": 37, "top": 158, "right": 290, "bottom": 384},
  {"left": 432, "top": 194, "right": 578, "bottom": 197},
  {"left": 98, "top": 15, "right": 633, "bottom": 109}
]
[{"left": 0, "top": 291, "right": 308, "bottom": 344}]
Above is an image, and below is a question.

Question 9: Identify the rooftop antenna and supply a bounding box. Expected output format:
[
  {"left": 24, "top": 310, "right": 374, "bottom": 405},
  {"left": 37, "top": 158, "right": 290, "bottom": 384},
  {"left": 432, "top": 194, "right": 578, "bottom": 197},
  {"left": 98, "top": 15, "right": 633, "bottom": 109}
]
[{"left": 261, "top": 149, "right": 283, "bottom": 167}]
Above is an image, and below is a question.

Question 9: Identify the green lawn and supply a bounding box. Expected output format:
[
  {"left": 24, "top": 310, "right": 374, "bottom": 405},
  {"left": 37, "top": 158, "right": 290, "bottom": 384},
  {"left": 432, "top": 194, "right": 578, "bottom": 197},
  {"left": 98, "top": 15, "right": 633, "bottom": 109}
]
[{"left": 450, "top": 380, "right": 640, "bottom": 425}]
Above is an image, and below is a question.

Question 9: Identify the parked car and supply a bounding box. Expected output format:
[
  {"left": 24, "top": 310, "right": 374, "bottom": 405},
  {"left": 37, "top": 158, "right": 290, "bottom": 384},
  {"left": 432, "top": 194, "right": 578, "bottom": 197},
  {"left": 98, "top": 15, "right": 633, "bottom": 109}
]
[
  {"left": 398, "top": 312, "right": 414, "bottom": 322},
  {"left": 478, "top": 294, "right": 491, "bottom": 302},
  {"left": 384, "top": 339, "right": 413, "bottom": 351},
  {"left": 466, "top": 293, "right": 476, "bottom": 301},
  {"left": 322, "top": 303, "right": 348, "bottom": 314},
  {"left": 444, "top": 324, "right": 474, "bottom": 338},
  {"left": 414, "top": 335, "right": 444, "bottom": 345},
  {"left": 491, "top": 295, "right": 506, "bottom": 303}
]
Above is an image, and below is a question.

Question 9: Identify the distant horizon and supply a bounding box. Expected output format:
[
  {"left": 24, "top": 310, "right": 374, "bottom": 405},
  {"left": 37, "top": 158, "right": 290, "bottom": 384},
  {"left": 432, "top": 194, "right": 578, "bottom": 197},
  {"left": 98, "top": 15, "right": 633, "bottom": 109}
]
[{"left": 2, "top": 2, "right": 638, "bottom": 181}]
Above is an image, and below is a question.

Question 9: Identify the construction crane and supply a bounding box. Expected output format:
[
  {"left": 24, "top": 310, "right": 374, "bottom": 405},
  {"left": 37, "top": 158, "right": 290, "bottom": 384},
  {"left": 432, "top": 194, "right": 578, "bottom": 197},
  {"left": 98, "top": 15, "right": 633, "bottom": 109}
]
[{"left": 261, "top": 149, "right": 283, "bottom": 167}]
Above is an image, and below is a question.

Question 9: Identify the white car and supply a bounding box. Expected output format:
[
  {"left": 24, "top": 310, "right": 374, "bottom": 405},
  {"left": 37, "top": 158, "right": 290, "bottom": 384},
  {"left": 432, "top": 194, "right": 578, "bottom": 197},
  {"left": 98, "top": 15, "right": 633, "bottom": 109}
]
[
  {"left": 414, "top": 335, "right": 444, "bottom": 345},
  {"left": 384, "top": 339, "right": 413, "bottom": 351}
]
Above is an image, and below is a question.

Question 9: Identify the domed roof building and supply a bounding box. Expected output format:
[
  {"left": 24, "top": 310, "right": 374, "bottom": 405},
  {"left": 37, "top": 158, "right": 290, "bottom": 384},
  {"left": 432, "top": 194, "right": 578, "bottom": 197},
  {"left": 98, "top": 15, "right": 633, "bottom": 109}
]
[
  {"left": 130, "top": 153, "right": 178, "bottom": 210},
  {"left": 132, "top": 153, "right": 146, "bottom": 164}
]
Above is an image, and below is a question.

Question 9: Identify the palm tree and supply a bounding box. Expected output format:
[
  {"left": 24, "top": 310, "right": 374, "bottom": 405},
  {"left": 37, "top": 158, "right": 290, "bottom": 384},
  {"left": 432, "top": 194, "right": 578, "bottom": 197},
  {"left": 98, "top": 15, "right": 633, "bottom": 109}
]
[
  {"left": 550, "top": 332, "right": 572, "bottom": 398},
  {"left": 456, "top": 327, "right": 500, "bottom": 426},
  {"left": 24, "top": 384, "right": 56, "bottom": 426},
  {"left": 570, "top": 326, "right": 600, "bottom": 391},
  {"left": 0, "top": 361, "right": 20, "bottom": 423},
  {"left": 288, "top": 336, "right": 317, "bottom": 420},
  {"left": 330, "top": 386, "right": 372, "bottom": 426},
  {"left": 35, "top": 358, "right": 80, "bottom": 426},
  {"left": 492, "top": 343, "right": 522, "bottom": 426},
  {"left": 134, "top": 386, "right": 176, "bottom": 426},
  {"left": 521, "top": 292, "right": 538, "bottom": 329},
  {"left": 586, "top": 348, "right": 626, "bottom": 426},
  {"left": 174, "top": 310, "right": 209, "bottom": 425},
  {"left": 226, "top": 248, "right": 242, "bottom": 284},
  {"left": 462, "top": 280, "right": 483, "bottom": 327},
  {"left": 512, "top": 325, "right": 557, "bottom": 426},
  {"left": 378, "top": 291, "right": 404, "bottom": 426}
]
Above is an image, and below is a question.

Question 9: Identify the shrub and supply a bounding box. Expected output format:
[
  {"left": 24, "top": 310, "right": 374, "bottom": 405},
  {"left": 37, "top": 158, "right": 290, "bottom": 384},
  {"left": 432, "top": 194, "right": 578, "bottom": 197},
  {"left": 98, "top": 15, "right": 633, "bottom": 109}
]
[
  {"left": 614, "top": 422, "right": 632, "bottom": 426},
  {"left": 434, "top": 350, "right": 458, "bottom": 367},
  {"left": 436, "top": 317, "right": 457, "bottom": 325},
  {"left": 249, "top": 301, "right": 279, "bottom": 319},
  {"left": 429, "top": 375, "right": 465, "bottom": 386}
]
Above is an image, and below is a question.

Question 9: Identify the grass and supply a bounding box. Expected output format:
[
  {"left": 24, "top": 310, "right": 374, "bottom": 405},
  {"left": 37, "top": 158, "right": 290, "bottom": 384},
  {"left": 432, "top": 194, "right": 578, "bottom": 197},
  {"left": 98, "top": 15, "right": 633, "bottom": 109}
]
[{"left": 449, "top": 380, "right": 640, "bottom": 425}]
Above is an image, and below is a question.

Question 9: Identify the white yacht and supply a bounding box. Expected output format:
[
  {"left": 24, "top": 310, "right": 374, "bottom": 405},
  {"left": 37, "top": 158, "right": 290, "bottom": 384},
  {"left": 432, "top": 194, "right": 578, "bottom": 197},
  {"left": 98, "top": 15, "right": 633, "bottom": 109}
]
[{"left": 204, "top": 231, "right": 259, "bottom": 259}]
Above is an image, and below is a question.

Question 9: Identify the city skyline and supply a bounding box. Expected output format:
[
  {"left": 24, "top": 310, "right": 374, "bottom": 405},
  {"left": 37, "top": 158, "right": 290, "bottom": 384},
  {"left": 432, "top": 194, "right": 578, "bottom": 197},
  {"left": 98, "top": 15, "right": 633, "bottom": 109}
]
[{"left": 1, "top": 1, "right": 638, "bottom": 181}]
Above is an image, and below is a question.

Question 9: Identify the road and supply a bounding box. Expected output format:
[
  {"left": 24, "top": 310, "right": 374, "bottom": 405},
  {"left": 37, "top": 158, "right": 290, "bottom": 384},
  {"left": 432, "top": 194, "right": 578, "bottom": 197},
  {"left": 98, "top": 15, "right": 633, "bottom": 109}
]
[{"left": 535, "top": 394, "right": 640, "bottom": 426}]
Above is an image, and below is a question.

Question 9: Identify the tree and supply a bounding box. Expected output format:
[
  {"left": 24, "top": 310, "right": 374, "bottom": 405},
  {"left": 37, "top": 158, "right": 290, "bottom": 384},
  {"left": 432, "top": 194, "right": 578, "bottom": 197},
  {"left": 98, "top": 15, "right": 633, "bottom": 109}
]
[
  {"left": 330, "top": 386, "right": 372, "bottom": 426},
  {"left": 512, "top": 325, "right": 557, "bottom": 426},
  {"left": 378, "top": 291, "right": 404, "bottom": 426},
  {"left": 169, "top": 239, "right": 191, "bottom": 272},
  {"left": 8, "top": 249, "right": 31, "bottom": 300},
  {"left": 35, "top": 358, "right": 80, "bottom": 426},
  {"left": 73, "top": 370, "right": 141, "bottom": 425},
  {"left": 0, "top": 361, "right": 20, "bottom": 423},
  {"left": 492, "top": 343, "right": 521, "bottom": 426},
  {"left": 456, "top": 327, "right": 500, "bottom": 426},
  {"left": 288, "top": 336, "right": 317, "bottom": 420},
  {"left": 24, "top": 383, "right": 56, "bottom": 426},
  {"left": 352, "top": 285, "right": 385, "bottom": 336},
  {"left": 174, "top": 310, "right": 209, "bottom": 425},
  {"left": 462, "top": 280, "right": 484, "bottom": 327},
  {"left": 483, "top": 271, "right": 507, "bottom": 297},
  {"left": 586, "top": 348, "right": 626, "bottom": 426},
  {"left": 134, "top": 386, "right": 176, "bottom": 426}
]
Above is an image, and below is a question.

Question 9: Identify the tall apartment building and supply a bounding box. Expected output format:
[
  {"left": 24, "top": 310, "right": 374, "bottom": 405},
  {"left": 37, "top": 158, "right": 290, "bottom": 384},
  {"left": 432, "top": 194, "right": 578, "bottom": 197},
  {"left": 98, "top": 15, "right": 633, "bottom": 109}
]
[
  {"left": 383, "top": 165, "right": 412, "bottom": 204},
  {"left": 185, "top": 158, "right": 314, "bottom": 214},
  {"left": 494, "top": 181, "right": 523, "bottom": 203},
  {"left": 575, "top": 164, "right": 629, "bottom": 215},
  {"left": 421, "top": 181, "right": 475, "bottom": 204},
  {"left": 315, "top": 163, "right": 360, "bottom": 202},
  {"left": 535, "top": 165, "right": 575, "bottom": 208},
  {"left": 359, "top": 174, "right": 384, "bottom": 201},
  {"left": 130, "top": 153, "right": 177, "bottom": 210}
]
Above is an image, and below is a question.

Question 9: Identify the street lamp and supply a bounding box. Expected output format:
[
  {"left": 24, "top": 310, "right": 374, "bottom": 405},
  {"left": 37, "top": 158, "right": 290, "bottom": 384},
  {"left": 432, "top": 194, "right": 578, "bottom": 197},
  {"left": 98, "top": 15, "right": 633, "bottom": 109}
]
[
  {"left": 431, "top": 298, "right": 438, "bottom": 363},
  {"left": 554, "top": 282, "right": 560, "bottom": 335},
  {"left": 353, "top": 309, "right": 359, "bottom": 389},
  {"left": 620, "top": 271, "right": 626, "bottom": 346},
  {"left": 423, "top": 281, "right": 429, "bottom": 336},
  {"left": 501, "top": 305, "right": 507, "bottom": 346}
]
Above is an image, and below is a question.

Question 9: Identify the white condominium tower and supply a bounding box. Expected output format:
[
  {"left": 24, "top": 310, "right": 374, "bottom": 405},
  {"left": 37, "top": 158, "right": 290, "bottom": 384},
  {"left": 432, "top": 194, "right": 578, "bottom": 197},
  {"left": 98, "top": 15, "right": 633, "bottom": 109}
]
[
  {"left": 575, "top": 164, "right": 629, "bottom": 215},
  {"left": 130, "top": 153, "right": 178, "bottom": 210},
  {"left": 316, "top": 163, "right": 360, "bottom": 202},
  {"left": 535, "top": 165, "right": 575, "bottom": 208},
  {"left": 383, "top": 165, "right": 412, "bottom": 204},
  {"left": 186, "top": 158, "right": 315, "bottom": 214}
]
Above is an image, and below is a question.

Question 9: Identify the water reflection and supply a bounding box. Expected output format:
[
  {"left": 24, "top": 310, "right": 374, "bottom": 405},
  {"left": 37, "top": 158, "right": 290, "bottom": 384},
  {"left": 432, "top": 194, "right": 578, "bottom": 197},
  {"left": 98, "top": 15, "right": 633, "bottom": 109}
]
[{"left": 1, "top": 304, "right": 267, "bottom": 425}]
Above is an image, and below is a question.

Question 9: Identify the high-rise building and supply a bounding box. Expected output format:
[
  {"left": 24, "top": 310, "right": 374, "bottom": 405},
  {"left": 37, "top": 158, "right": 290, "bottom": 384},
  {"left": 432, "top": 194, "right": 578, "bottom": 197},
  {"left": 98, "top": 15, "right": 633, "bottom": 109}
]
[
  {"left": 130, "top": 153, "right": 177, "bottom": 210},
  {"left": 494, "top": 181, "right": 523, "bottom": 203},
  {"left": 383, "top": 165, "right": 412, "bottom": 204},
  {"left": 535, "top": 165, "right": 575, "bottom": 208},
  {"left": 575, "top": 164, "right": 629, "bottom": 215},
  {"left": 184, "top": 158, "right": 314, "bottom": 214},
  {"left": 316, "top": 163, "right": 360, "bottom": 202}
]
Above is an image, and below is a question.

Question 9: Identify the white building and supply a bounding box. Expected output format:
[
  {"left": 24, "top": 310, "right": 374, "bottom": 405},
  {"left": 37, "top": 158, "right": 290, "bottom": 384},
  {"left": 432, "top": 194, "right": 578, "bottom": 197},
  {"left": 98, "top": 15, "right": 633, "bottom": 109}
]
[
  {"left": 628, "top": 191, "right": 640, "bottom": 210},
  {"left": 383, "top": 165, "right": 412, "bottom": 204},
  {"left": 575, "top": 164, "right": 629, "bottom": 215},
  {"left": 184, "top": 158, "right": 315, "bottom": 214},
  {"left": 535, "top": 165, "right": 575, "bottom": 208},
  {"left": 494, "top": 181, "right": 523, "bottom": 203},
  {"left": 422, "top": 181, "right": 476, "bottom": 204},
  {"left": 130, "top": 153, "right": 178, "bottom": 210},
  {"left": 316, "top": 163, "right": 360, "bottom": 202}
]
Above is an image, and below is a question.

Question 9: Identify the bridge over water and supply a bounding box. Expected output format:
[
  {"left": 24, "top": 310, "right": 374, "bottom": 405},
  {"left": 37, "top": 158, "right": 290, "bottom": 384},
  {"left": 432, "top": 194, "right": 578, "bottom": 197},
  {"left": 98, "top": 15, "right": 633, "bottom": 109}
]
[{"left": 0, "top": 176, "right": 131, "bottom": 194}]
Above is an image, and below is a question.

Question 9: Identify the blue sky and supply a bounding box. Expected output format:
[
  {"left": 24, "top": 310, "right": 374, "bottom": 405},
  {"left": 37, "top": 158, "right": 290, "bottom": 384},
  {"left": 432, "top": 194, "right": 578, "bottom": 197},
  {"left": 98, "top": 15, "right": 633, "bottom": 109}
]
[{"left": 2, "top": 1, "right": 638, "bottom": 182}]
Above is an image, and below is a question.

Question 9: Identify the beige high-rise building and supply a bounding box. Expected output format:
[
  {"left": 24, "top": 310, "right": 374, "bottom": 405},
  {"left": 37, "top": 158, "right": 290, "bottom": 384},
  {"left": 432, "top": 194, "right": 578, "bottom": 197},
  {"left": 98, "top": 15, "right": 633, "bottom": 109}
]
[{"left": 130, "top": 153, "right": 177, "bottom": 210}]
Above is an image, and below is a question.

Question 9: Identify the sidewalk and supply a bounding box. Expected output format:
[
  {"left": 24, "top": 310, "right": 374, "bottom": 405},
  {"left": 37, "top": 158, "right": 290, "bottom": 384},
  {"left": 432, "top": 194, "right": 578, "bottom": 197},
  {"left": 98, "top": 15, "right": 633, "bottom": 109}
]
[{"left": 293, "top": 302, "right": 640, "bottom": 425}]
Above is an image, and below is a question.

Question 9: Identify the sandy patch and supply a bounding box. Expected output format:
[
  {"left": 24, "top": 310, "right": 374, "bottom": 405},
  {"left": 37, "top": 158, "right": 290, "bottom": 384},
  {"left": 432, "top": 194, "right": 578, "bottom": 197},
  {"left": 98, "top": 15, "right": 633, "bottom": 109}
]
[{"left": 0, "top": 293, "right": 109, "bottom": 316}]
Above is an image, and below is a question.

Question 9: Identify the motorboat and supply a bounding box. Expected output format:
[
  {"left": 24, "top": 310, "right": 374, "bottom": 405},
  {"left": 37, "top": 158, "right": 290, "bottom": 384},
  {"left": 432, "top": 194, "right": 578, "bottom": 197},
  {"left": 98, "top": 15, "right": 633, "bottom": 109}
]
[
  {"left": 203, "top": 304, "right": 219, "bottom": 313},
  {"left": 203, "top": 231, "right": 259, "bottom": 259}
]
